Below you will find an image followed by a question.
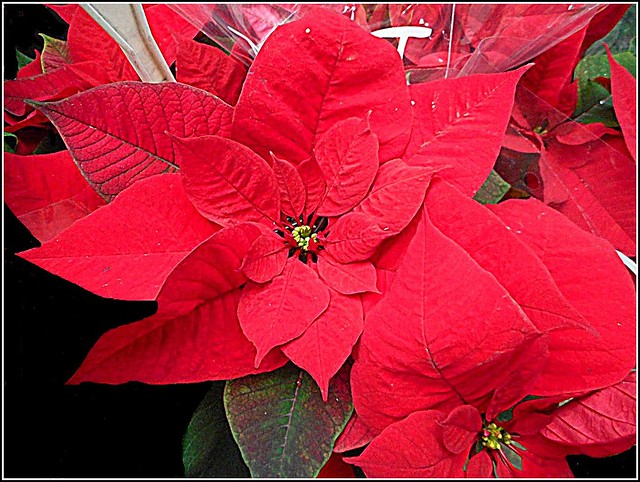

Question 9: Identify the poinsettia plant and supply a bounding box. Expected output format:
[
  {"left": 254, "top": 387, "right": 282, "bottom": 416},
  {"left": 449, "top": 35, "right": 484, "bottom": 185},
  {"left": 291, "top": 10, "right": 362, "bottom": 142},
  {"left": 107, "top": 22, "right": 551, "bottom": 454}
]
[{"left": 4, "top": 3, "right": 637, "bottom": 478}]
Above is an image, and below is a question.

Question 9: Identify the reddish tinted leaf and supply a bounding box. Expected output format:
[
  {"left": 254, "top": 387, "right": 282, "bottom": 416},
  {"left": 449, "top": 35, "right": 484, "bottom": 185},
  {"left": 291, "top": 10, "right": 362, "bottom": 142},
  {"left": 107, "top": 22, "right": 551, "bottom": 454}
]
[
  {"left": 405, "top": 66, "right": 529, "bottom": 196},
  {"left": 241, "top": 233, "right": 289, "bottom": 283},
  {"left": 541, "top": 371, "right": 636, "bottom": 457},
  {"left": 539, "top": 140, "right": 636, "bottom": 256},
  {"left": 554, "top": 122, "right": 619, "bottom": 145},
  {"left": 16, "top": 50, "right": 43, "bottom": 78},
  {"left": 298, "top": 157, "right": 326, "bottom": 216},
  {"left": 316, "top": 255, "right": 378, "bottom": 295},
  {"left": 324, "top": 212, "right": 388, "bottom": 263},
  {"left": 271, "top": 153, "right": 306, "bottom": 218},
  {"left": 354, "top": 158, "right": 433, "bottom": 233},
  {"left": 238, "top": 257, "right": 330, "bottom": 366},
  {"left": 334, "top": 413, "right": 378, "bottom": 453},
  {"left": 40, "top": 34, "right": 72, "bottom": 73},
  {"left": 488, "top": 199, "right": 636, "bottom": 395},
  {"left": 281, "top": 289, "right": 363, "bottom": 400},
  {"left": 4, "top": 151, "right": 105, "bottom": 242},
  {"left": 317, "top": 453, "right": 356, "bottom": 478},
  {"left": 232, "top": 8, "right": 412, "bottom": 164},
  {"left": 350, "top": 209, "right": 542, "bottom": 435},
  {"left": 176, "top": 37, "right": 247, "bottom": 106},
  {"left": 20, "top": 174, "right": 217, "bottom": 301},
  {"left": 345, "top": 410, "right": 468, "bottom": 478},
  {"left": 315, "top": 117, "right": 379, "bottom": 217},
  {"left": 35, "top": 82, "right": 233, "bottom": 201},
  {"left": 440, "top": 405, "right": 483, "bottom": 454},
  {"left": 606, "top": 45, "right": 636, "bottom": 161},
  {"left": 496, "top": 434, "right": 573, "bottom": 478},
  {"left": 176, "top": 135, "right": 280, "bottom": 227}
]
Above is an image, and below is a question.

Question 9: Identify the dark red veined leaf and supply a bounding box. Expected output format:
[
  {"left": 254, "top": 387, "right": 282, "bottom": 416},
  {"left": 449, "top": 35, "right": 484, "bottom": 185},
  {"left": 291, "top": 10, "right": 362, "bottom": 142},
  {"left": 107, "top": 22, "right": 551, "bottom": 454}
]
[
  {"left": 175, "top": 37, "right": 248, "bottom": 106},
  {"left": 34, "top": 82, "right": 233, "bottom": 201},
  {"left": 16, "top": 50, "right": 43, "bottom": 78},
  {"left": 281, "top": 289, "right": 363, "bottom": 401},
  {"left": 541, "top": 371, "right": 636, "bottom": 457},
  {"left": 232, "top": 8, "right": 412, "bottom": 164},
  {"left": 271, "top": 153, "right": 306, "bottom": 218},
  {"left": 143, "top": 5, "right": 200, "bottom": 66},
  {"left": 579, "top": 5, "right": 630, "bottom": 57},
  {"left": 175, "top": 135, "right": 280, "bottom": 227},
  {"left": 224, "top": 362, "right": 353, "bottom": 477},
  {"left": 4, "top": 61, "right": 102, "bottom": 117},
  {"left": 606, "top": 45, "right": 636, "bottom": 161},
  {"left": 238, "top": 257, "right": 330, "bottom": 366},
  {"left": 324, "top": 212, "right": 389, "bottom": 263},
  {"left": 487, "top": 199, "right": 636, "bottom": 395},
  {"left": 69, "top": 223, "right": 287, "bottom": 384},
  {"left": 440, "top": 405, "right": 483, "bottom": 454},
  {"left": 344, "top": 410, "right": 468, "bottom": 478},
  {"left": 316, "top": 255, "right": 378, "bottom": 295},
  {"left": 314, "top": 116, "right": 379, "bottom": 217},
  {"left": 317, "top": 453, "right": 356, "bottom": 478},
  {"left": 298, "top": 157, "right": 326, "bottom": 216},
  {"left": 405, "top": 66, "right": 529, "bottom": 196},
  {"left": 40, "top": 34, "right": 72, "bottom": 73},
  {"left": 350, "top": 208, "right": 543, "bottom": 435},
  {"left": 354, "top": 158, "right": 434, "bottom": 233},
  {"left": 20, "top": 174, "right": 218, "bottom": 301},
  {"left": 241, "top": 232, "right": 289, "bottom": 283},
  {"left": 539, "top": 139, "right": 636, "bottom": 256},
  {"left": 334, "top": 413, "right": 378, "bottom": 453},
  {"left": 4, "top": 151, "right": 105, "bottom": 242}
]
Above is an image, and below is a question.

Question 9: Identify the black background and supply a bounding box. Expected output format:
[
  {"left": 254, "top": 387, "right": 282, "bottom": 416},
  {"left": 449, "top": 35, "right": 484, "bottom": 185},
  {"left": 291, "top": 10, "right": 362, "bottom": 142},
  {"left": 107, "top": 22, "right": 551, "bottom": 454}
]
[{"left": 3, "top": 4, "right": 637, "bottom": 478}]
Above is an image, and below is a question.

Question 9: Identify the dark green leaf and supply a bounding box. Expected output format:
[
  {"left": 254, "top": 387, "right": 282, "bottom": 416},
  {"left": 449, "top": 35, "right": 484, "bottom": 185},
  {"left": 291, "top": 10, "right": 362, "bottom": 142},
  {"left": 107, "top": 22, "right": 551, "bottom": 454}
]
[
  {"left": 495, "top": 407, "right": 514, "bottom": 423},
  {"left": 15, "top": 49, "right": 33, "bottom": 70},
  {"left": 585, "top": 5, "right": 637, "bottom": 56},
  {"left": 224, "top": 362, "right": 353, "bottom": 478},
  {"left": 183, "top": 382, "right": 251, "bottom": 478},
  {"left": 509, "top": 440, "right": 527, "bottom": 452},
  {"left": 473, "top": 170, "right": 511, "bottom": 204},
  {"left": 4, "top": 132, "right": 17, "bottom": 153},
  {"left": 575, "top": 52, "right": 636, "bottom": 81},
  {"left": 500, "top": 444, "right": 523, "bottom": 471}
]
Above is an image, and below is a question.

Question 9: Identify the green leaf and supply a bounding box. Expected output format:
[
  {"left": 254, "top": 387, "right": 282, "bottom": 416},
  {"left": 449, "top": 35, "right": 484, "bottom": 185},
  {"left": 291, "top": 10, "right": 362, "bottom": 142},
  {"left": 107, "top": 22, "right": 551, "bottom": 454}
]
[
  {"left": 575, "top": 52, "right": 636, "bottom": 81},
  {"left": 500, "top": 443, "right": 523, "bottom": 471},
  {"left": 224, "top": 362, "right": 353, "bottom": 478},
  {"left": 15, "top": 49, "right": 34, "bottom": 70},
  {"left": 39, "top": 33, "right": 71, "bottom": 73},
  {"left": 4, "top": 132, "right": 18, "bottom": 153},
  {"left": 585, "top": 4, "right": 637, "bottom": 56},
  {"left": 495, "top": 407, "right": 514, "bottom": 423},
  {"left": 183, "top": 382, "right": 251, "bottom": 478},
  {"left": 473, "top": 170, "right": 511, "bottom": 204},
  {"left": 509, "top": 440, "right": 527, "bottom": 452}
]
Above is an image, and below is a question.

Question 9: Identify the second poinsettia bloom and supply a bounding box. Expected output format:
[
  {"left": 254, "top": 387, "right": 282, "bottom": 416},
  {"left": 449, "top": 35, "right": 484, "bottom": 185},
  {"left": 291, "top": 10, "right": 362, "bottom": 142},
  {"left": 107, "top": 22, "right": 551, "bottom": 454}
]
[{"left": 172, "top": 113, "right": 434, "bottom": 400}]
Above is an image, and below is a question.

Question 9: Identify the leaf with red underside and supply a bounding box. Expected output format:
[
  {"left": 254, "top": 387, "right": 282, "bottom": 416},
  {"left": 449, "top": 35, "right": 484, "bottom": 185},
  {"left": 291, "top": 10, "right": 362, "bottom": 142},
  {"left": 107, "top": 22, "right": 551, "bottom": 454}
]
[
  {"left": 334, "top": 413, "right": 378, "bottom": 453},
  {"left": 19, "top": 174, "right": 218, "bottom": 301},
  {"left": 324, "top": 212, "right": 388, "bottom": 263},
  {"left": 315, "top": 117, "right": 379, "bottom": 217},
  {"left": 241, "top": 233, "right": 289, "bottom": 283},
  {"left": 176, "top": 37, "right": 247, "bottom": 106},
  {"left": 316, "top": 255, "right": 378, "bottom": 295},
  {"left": 538, "top": 139, "right": 636, "bottom": 256},
  {"left": 271, "top": 153, "right": 306, "bottom": 218},
  {"left": 354, "top": 158, "right": 434, "bottom": 233},
  {"left": 4, "top": 151, "right": 105, "bottom": 242},
  {"left": 238, "top": 257, "right": 330, "bottom": 367},
  {"left": 69, "top": 223, "right": 288, "bottom": 384},
  {"left": 606, "top": 45, "right": 636, "bottom": 161},
  {"left": 298, "top": 157, "right": 326, "bottom": 216},
  {"left": 345, "top": 410, "right": 468, "bottom": 478},
  {"left": 232, "top": 8, "right": 412, "bottom": 164},
  {"left": 281, "top": 288, "right": 363, "bottom": 400},
  {"left": 487, "top": 199, "right": 636, "bottom": 395},
  {"left": 175, "top": 135, "right": 280, "bottom": 227},
  {"left": 350, "top": 208, "right": 542, "bottom": 436},
  {"left": 34, "top": 82, "right": 232, "bottom": 201},
  {"left": 405, "top": 66, "right": 529, "bottom": 196},
  {"left": 541, "top": 371, "right": 636, "bottom": 457}
]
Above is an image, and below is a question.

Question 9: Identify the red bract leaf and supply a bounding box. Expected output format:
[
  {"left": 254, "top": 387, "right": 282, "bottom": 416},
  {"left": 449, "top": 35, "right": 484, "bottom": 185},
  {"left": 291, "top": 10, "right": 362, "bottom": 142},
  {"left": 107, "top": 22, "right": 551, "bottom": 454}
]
[
  {"left": 238, "top": 257, "right": 330, "bottom": 366},
  {"left": 16, "top": 50, "right": 43, "bottom": 78},
  {"left": 487, "top": 199, "right": 636, "bottom": 395},
  {"left": 541, "top": 372, "right": 636, "bottom": 457},
  {"left": 580, "top": 5, "right": 630, "bottom": 57},
  {"left": 405, "top": 66, "right": 529, "bottom": 196},
  {"left": 4, "top": 62, "right": 101, "bottom": 117},
  {"left": 281, "top": 289, "right": 363, "bottom": 401},
  {"left": 20, "top": 174, "right": 217, "bottom": 301},
  {"left": 440, "top": 405, "right": 483, "bottom": 454},
  {"left": 345, "top": 410, "right": 468, "bottom": 478},
  {"left": 232, "top": 8, "right": 412, "bottom": 164},
  {"left": 175, "top": 37, "right": 248, "bottom": 106},
  {"left": 175, "top": 135, "right": 280, "bottom": 227},
  {"left": 241, "top": 233, "right": 289, "bottom": 283},
  {"left": 351, "top": 208, "right": 542, "bottom": 435},
  {"left": 354, "top": 158, "right": 433, "bottom": 233},
  {"left": 317, "top": 255, "right": 378, "bottom": 295},
  {"left": 45, "top": 3, "right": 78, "bottom": 24},
  {"left": 334, "top": 413, "right": 378, "bottom": 453},
  {"left": 298, "top": 157, "right": 326, "bottom": 216},
  {"left": 317, "top": 453, "right": 355, "bottom": 478},
  {"left": 35, "top": 82, "right": 232, "bottom": 201},
  {"left": 4, "top": 151, "right": 105, "bottom": 242},
  {"left": 554, "top": 122, "right": 620, "bottom": 145},
  {"left": 324, "top": 212, "right": 388, "bottom": 263},
  {"left": 41, "top": 34, "right": 72, "bottom": 73},
  {"left": 539, "top": 140, "right": 636, "bottom": 256},
  {"left": 271, "top": 153, "right": 306, "bottom": 218},
  {"left": 606, "top": 44, "right": 636, "bottom": 161},
  {"left": 144, "top": 5, "right": 200, "bottom": 66},
  {"left": 314, "top": 116, "right": 379, "bottom": 217}
]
